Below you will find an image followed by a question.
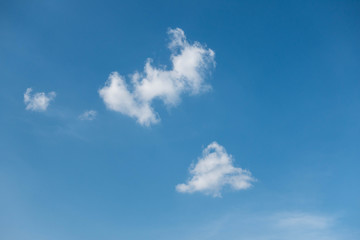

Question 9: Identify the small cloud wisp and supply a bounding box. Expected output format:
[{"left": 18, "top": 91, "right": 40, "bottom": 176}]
[
  {"left": 79, "top": 110, "right": 97, "bottom": 120},
  {"left": 24, "top": 88, "right": 56, "bottom": 112}
]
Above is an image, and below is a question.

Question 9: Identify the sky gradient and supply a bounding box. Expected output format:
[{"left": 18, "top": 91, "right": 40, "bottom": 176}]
[{"left": 1, "top": 0, "right": 360, "bottom": 239}]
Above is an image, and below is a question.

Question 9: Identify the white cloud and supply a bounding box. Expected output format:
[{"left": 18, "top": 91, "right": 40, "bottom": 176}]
[
  {"left": 176, "top": 142, "right": 255, "bottom": 197},
  {"left": 79, "top": 110, "right": 97, "bottom": 120},
  {"left": 24, "top": 88, "right": 56, "bottom": 112},
  {"left": 99, "top": 28, "right": 215, "bottom": 126}
]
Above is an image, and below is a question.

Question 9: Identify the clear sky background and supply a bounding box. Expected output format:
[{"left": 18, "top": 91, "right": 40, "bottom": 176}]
[{"left": 1, "top": 0, "right": 360, "bottom": 239}]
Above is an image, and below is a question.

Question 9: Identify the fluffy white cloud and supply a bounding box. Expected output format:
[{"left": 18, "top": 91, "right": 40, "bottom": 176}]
[
  {"left": 79, "top": 110, "right": 97, "bottom": 120},
  {"left": 99, "top": 28, "right": 215, "bottom": 126},
  {"left": 176, "top": 142, "right": 255, "bottom": 197},
  {"left": 24, "top": 88, "right": 56, "bottom": 112}
]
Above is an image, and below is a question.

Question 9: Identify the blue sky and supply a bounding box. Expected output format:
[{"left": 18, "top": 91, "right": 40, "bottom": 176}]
[{"left": 1, "top": 0, "right": 360, "bottom": 239}]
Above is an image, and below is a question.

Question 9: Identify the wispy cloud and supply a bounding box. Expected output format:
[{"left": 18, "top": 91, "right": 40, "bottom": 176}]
[
  {"left": 275, "top": 212, "right": 334, "bottom": 229},
  {"left": 261, "top": 212, "right": 342, "bottom": 240},
  {"left": 99, "top": 28, "right": 215, "bottom": 126},
  {"left": 176, "top": 142, "right": 255, "bottom": 197},
  {"left": 159, "top": 211, "right": 353, "bottom": 240},
  {"left": 79, "top": 110, "right": 97, "bottom": 120},
  {"left": 24, "top": 88, "right": 56, "bottom": 112}
]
